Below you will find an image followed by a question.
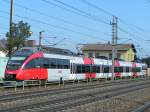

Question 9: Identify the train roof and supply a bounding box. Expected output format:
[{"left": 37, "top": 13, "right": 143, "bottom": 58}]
[{"left": 12, "top": 46, "right": 78, "bottom": 57}]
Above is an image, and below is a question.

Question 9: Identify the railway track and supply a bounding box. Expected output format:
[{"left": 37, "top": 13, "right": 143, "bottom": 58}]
[
  {"left": 0, "top": 78, "right": 147, "bottom": 103},
  {"left": 131, "top": 101, "right": 150, "bottom": 112},
  {"left": 0, "top": 79, "right": 150, "bottom": 112}
]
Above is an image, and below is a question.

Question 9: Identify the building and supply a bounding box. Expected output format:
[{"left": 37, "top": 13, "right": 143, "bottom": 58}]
[
  {"left": 82, "top": 43, "right": 136, "bottom": 62},
  {"left": 24, "top": 40, "right": 36, "bottom": 47}
]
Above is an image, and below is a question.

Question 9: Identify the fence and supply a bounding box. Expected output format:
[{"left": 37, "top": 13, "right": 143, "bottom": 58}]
[{"left": 1, "top": 76, "right": 150, "bottom": 92}]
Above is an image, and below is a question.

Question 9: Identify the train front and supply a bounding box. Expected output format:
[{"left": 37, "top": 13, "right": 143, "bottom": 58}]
[
  {"left": 5, "top": 48, "right": 33, "bottom": 81},
  {"left": 5, "top": 57, "right": 25, "bottom": 81}
]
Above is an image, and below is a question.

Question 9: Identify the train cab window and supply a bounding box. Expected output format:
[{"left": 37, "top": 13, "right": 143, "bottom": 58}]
[{"left": 7, "top": 60, "right": 24, "bottom": 70}]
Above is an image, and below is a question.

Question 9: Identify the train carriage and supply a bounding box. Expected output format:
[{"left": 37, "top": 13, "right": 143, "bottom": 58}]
[
  {"left": 93, "top": 58, "right": 105, "bottom": 79},
  {"left": 5, "top": 47, "right": 147, "bottom": 82},
  {"left": 120, "top": 61, "right": 132, "bottom": 77}
]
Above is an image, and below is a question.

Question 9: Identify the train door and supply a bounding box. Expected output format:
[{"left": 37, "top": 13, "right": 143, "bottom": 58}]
[
  {"left": 103, "top": 60, "right": 108, "bottom": 78},
  {"left": 114, "top": 60, "right": 121, "bottom": 78},
  {"left": 69, "top": 58, "right": 75, "bottom": 80},
  {"left": 83, "top": 57, "right": 96, "bottom": 79},
  {"left": 122, "top": 62, "right": 126, "bottom": 77}
]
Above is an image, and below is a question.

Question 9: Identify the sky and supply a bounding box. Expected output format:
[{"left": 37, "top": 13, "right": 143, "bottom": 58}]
[{"left": 0, "top": 0, "right": 150, "bottom": 58}]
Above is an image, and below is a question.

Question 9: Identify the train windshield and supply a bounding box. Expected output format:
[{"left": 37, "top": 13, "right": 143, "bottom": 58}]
[{"left": 7, "top": 59, "right": 24, "bottom": 70}]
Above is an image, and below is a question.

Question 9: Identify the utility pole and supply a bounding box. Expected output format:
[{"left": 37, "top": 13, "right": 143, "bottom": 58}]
[
  {"left": 111, "top": 16, "right": 118, "bottom": 80},
  {"left": 39, "top": 31, "right": 45, "bottom": 50},
  {"left": 9, "top": 0, "right": 14, "bottom": 38}
]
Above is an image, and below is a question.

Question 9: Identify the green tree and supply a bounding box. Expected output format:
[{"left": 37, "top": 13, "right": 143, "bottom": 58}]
[{"left": 6, "top": 21, "right": 32, "bottom": 56}]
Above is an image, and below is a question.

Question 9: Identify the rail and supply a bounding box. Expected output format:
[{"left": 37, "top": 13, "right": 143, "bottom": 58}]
[
  {"left": 131, "top": 101, "right": 150, "bottom": 112},
  {"left": 23, "top": 80, "right": 41, "bottom": 90},
  {"left": 3, "top": 81, "right": 17, "bottom": 91}
]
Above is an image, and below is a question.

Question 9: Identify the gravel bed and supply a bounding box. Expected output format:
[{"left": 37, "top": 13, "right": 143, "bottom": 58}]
[
  {"left": 63, "top": 87, "right": 150, "bottom": 112},
  {"left": 145, "top": 107, "right": 150, "bottom": 112},
  {"left": 0, "top": 80, "right": 149, "bottom": 111},
  {"left": 0, "top": 81, "right": 133, "bottom": 110}
]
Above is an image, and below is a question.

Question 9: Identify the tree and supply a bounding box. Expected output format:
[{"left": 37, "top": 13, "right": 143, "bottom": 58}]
[{"left": 6, "top": 21, "right": 32, "bottom": 56}]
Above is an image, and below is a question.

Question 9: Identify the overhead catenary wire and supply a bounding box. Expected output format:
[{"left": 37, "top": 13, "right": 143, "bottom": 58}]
[
  {"left": 118, "top": 27, "right": 147, "bottom": 42},
  {"left": 118, "top": 19, "right": 150, "bottom": 38},
  {"left": 41, "top": 0, "right": 110, "bottom": 25},
  {"left": 78, "top": 0, "right": 114, "bottom": 17},
  {"left": 3, "top": 0, "right": 111, "bottom": 37},
  {"left": 0, "top": 10, "right": 108, "bottom": 42},
  {"left": 5, "top": 0, "right": 146, "bottom": 42},
  {"left": 0, "top": 12, "right": 92, "bottom": 46},
  {"left": 1, "top": 0, "right": 149, "bottom": 57},
  {"left": 79, "top": 0, "right": 149, "bottom": 40}
]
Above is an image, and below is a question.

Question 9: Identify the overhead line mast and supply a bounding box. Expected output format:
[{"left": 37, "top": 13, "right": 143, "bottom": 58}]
[
  {"left": 9, "top": 0, "right": 14, "bottom": 38},
  {"left": 111, "top": 16, "right": 118, "bottom": 80}
]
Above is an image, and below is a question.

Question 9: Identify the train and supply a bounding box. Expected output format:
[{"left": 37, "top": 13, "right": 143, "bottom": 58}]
[{"left": 4, "top": 46, "right": 147, "bottom": 83}]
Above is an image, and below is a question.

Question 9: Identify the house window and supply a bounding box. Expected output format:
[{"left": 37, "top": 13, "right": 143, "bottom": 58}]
[
  {"left": 109, "top": 53, "right": 112, "bottom": 58},
  {"left": 117, "top": 53, "right": 121, "bottom": 58}
]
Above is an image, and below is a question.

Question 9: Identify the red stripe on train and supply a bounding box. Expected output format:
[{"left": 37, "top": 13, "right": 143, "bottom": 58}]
[
  {"left": 16, "top": 52, "right": 48, "bottom": 80},
  {"left": 132, "top": 63, "right": 137, "bottom": 77},
  {"left": 115, "top": 60, "right": 121, "bottom": 77},
  {"left": 83, "top": 57, "right": 96, "bottom": 79}
]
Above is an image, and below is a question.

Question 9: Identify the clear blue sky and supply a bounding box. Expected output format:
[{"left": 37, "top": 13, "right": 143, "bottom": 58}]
[{"left": 0, "top": 0, "right": 150, "bottom": 58}]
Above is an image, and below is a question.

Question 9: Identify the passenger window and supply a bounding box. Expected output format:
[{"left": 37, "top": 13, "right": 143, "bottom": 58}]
[
  {"left": 76, "top": 65, "right": 82, "bottom": 73},
  {"left": 43, "top": 58, "right": 49, "bottom": 68},
  {"left": 24, "top": 59, "right": 35, "bottom": 69},
  {"left": 50, "top": 59, "right": 57, "bottom": 68},
  {"left": 91, "top": 65, "right": 96, "bottom": 73},
  {"left": 104, "top": 65, "right": 109, "bottom": 73},
  {"left": 85, "top": 65, "right": 90, "bottom": 73}
]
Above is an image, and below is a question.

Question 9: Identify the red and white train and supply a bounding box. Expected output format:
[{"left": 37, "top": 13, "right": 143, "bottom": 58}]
[{"left": 5, "top": 47, "right": 147, "bottom": 82}]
